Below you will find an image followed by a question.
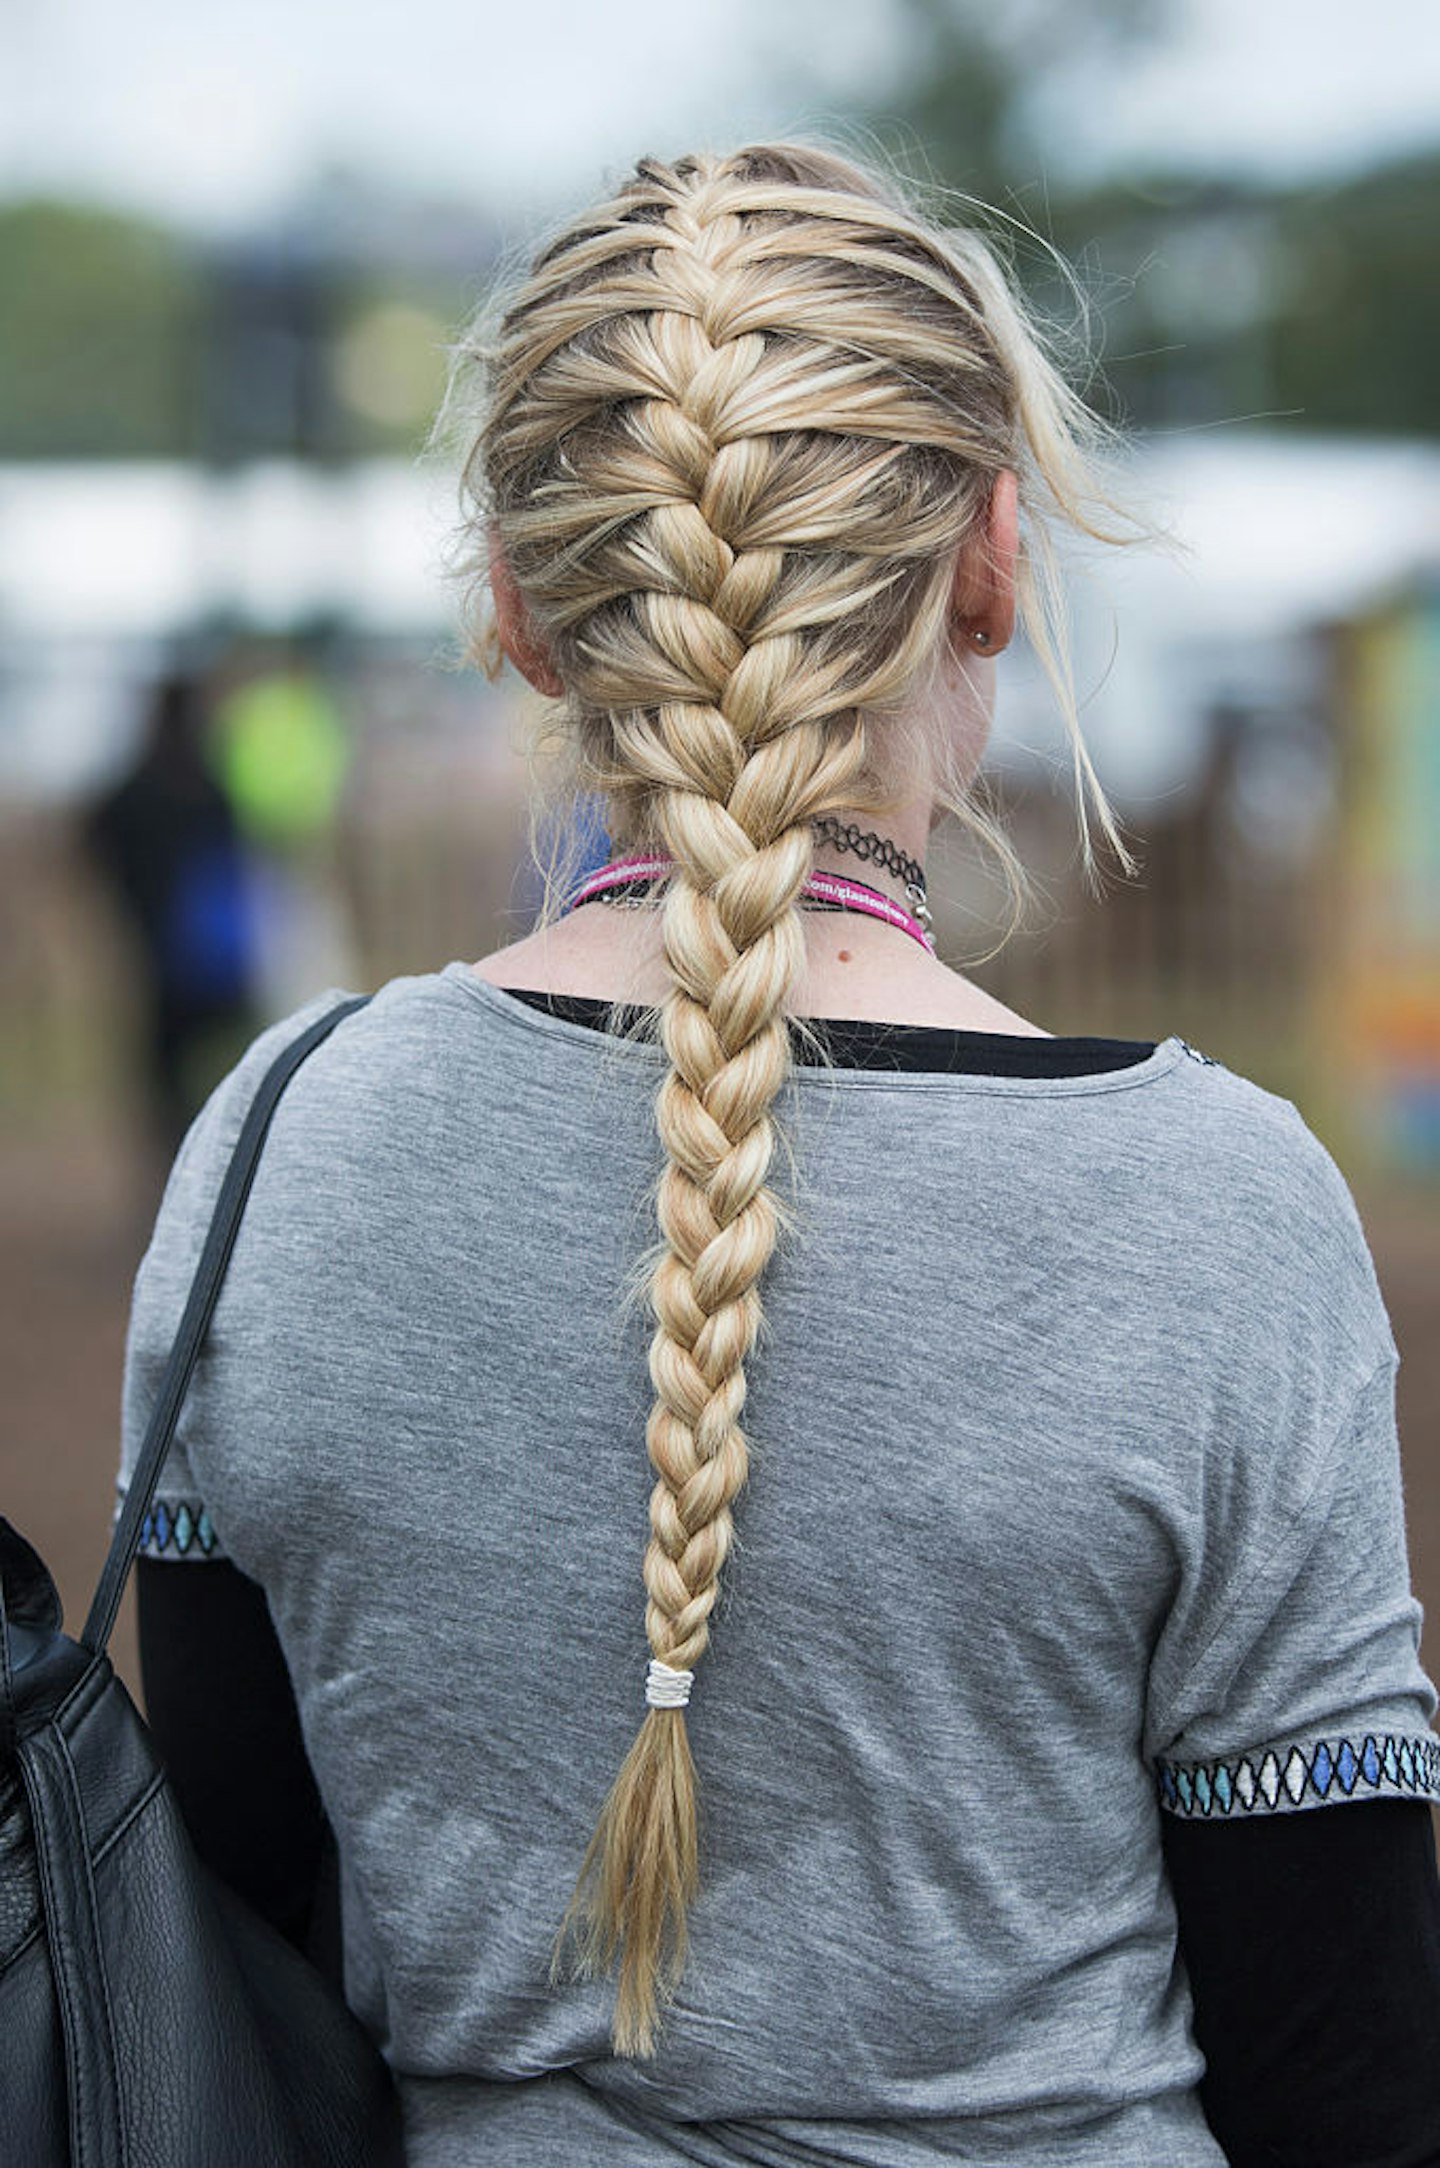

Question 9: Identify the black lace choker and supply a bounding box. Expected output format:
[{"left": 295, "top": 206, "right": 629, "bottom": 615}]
[{"left": 810, "top": 818, "right": 925, "bottom": 900}]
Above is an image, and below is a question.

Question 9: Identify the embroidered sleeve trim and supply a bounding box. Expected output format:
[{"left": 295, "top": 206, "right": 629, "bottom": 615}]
[
  {"left": 128, "top": 1496, "right": 223, "bottom": 1560},
  {"left": 1157, "top": 1733, "right": 1440, "bottom": 1816}
]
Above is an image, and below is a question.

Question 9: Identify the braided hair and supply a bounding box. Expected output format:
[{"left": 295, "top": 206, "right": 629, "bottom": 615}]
[{"left": 442, "top": 141, "right": 1144, "bottom": 2055}]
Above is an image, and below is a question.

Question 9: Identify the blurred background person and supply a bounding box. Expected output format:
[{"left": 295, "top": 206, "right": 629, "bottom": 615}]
[
  {"left": 208, "top": 630, "right": 357, "bottom": 1016},
  {"left": 81, "top": 664, "right": 258, "bottom": 1170}
]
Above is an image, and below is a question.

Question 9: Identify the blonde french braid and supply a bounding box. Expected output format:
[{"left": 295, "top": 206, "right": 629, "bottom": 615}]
[{"left": 448, "top": 143, "right": 1148, "bottom": 2056}]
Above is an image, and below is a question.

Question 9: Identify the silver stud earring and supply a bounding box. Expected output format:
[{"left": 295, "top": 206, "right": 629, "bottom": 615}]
[{"left": 971, "top": 628, "right": 992, "bottom": 648}]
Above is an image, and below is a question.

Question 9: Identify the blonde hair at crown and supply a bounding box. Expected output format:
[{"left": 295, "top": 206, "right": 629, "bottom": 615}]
[{"left": 436, "top": 138, "right": 1153, "bottom": 2056}]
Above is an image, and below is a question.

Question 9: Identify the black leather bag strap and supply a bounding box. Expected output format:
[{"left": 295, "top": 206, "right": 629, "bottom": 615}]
[{"left": 81, "top": 994, "right": 372, "bottom": 1657}]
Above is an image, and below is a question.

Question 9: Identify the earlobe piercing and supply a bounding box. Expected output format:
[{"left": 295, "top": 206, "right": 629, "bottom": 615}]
[{"left": 970, "top": 628, "right": 992, "bottom": 649}]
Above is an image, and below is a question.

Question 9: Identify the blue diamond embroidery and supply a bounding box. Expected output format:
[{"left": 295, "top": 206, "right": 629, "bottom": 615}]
[
  {"left": 197, "top": 1509, "right": 217, "bottom": 1556},
  {"left": 1154, "top": 1738, "right": 1433, "bottom": 1820},
  {"left": 152, "top": 1501, "right": 171, "bottom": 1551},
  {"left": 174, "top": 1504, "right": 194, "bottom": 1555},
  {"left": 140, "top": 1509, "right": 154, "bottom": 1550}
]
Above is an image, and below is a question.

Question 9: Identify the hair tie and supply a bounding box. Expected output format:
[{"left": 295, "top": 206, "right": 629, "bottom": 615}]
[{"left": 645, "top": 1659, "right": 695, "bottom": 1709}]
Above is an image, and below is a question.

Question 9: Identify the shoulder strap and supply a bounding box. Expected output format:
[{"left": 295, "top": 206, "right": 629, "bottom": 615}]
[{"left": 81, "top": 994, "right": 372, "bottom": 1656}]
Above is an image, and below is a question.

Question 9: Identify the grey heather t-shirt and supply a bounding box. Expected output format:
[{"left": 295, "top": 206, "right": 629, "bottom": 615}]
[{"left": 117, "top": 964, "right": 1439, "bottom": 2167}]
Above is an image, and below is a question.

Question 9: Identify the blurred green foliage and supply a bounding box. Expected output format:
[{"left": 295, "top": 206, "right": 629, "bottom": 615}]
[
  {"left": 0, "top": 199, "right": 460, "bottom": 462},
  {"left": 869, "top": 0, "right": 1440, "bottom": 437},
  {"left": 0, "top": 201, "right": 202, "bottom": 457},
  {"left": 876, "top": 0, "right": 1168, "bottom": 204},
  {"left": 1268, "top": 154, "right": 1440, "bottom": 436},
  {"left": 0, "top": 0, "right": 1435, "bottom": 460},
  {"left": 957, "top": 157, "right": 1440, "bottom": 437}
]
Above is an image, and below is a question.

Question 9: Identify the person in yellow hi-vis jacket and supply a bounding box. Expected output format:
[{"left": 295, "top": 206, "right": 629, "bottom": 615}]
[{"left": 209, "top": 638, "right": 356, "bottom": 1015}]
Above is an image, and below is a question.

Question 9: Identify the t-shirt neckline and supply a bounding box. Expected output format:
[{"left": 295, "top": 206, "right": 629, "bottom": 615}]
[{"left": 443, "top": 964, "right": 1188, "bottom": 1097}]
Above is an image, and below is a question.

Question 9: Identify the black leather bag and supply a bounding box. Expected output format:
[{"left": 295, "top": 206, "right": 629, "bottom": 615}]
[{"left": 0, "top": 993, "right": 406, "bottom": 2166}]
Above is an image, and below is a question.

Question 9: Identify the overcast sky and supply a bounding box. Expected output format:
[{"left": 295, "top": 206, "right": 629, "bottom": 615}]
[{"left": 3, "top": 0, "right": 1438, "bottom": 234}]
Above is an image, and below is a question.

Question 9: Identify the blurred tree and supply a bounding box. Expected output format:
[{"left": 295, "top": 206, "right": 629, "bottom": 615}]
[
  {"left": 1034, "top": 157, "right": 1440, "bottom": 436},
  {"left": 869, "top": 0, "right": 1169, "bottom": 205},
  {"left": 0, "top": 175, "right": 487, "bottom": 464},
  {"left": 0, "top": 200, "right": 203, "bottom": 457},
  {"left": 1270, "top": 152, "right": 1440, "bottom": 438},
  {"left": 1042, "top": 173, "right": 1289, "bottom": 431},
  {"left": 866, "top": 2, "right": 1440, "bottom": 439},
  {"left": 0, "top": 74, "right": 1435, "bottom": 457}
]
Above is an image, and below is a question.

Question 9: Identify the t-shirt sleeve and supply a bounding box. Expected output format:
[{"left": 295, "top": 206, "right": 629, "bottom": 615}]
[
  {"left": 1147, "top": 1343, "right": 1439, "bottom": 1820},
  {"left": 114, "top": 988, "right": 351, "bottom": 1564},
  {"left": 116, "top": 1114, "right": 231, "bottom": 1562}
]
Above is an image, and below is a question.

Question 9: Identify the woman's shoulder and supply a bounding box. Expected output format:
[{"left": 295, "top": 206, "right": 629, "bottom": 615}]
[
  {"left": 139, "top": 972, "right": 470, "bottom": 1268},
  {"left": 187, "top": 968, "right": 477, "bottom": 1131},
  {"left": 1145, "top": 1048, "right": 1397, "bottom": 1375}
]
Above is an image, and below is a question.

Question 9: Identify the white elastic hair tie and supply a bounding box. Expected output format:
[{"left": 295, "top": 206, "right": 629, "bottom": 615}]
[{"left": 646, "top": 1659, "right": 695, "bottom": 1710}]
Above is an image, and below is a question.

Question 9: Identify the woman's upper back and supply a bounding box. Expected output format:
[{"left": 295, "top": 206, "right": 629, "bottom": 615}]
[
  {"left": 465, "top": 901, "right": 1057, "bottom": 1037},
  {"left": 117, "top": 967, "right": 1432, "bottom": 2165}
]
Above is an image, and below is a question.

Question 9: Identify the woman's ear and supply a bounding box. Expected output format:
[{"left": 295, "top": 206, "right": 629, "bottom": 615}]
[
  {"left": 488, "top": 534, "right": 564, "bottom": 697},
  {"left": 951, "top": 469, "right": 1019, "bottom": 654}
]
